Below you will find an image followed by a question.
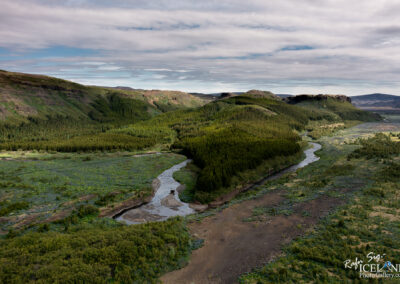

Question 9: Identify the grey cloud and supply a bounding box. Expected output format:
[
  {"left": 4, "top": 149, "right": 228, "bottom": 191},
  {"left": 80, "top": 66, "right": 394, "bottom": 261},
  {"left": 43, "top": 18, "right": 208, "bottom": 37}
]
[
  {"left": 374, "top": 26, "right": 400, "bottom": 35},
  {"left": 0, "top": 0, "right": 400, "bottom": 95}
]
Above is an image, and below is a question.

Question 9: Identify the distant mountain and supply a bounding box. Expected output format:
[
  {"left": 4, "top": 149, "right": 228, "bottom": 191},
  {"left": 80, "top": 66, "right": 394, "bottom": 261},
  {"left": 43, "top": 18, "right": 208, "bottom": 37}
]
[
  {"left": 197, "top": 90, "right": 279, "bottom": 101},
  {"left": 191, "top": 91, "right": 274, "bottom": 101},
  {"left": 352, "top": 93, "right": 399, "bottom": 101},
  {"left": 189, "top": 92, "right": 217, "bottom": 101},
  {"left": 113, "top": 86, "right": 137, "bottom": 91},
  {"left": 276, "top": 94, "right": 293, "bottom": 98},
  {"left": 351, "top": 93, "right": 400, "bottom": 111},
  {"left": 202, "top": 92, "right": 245, "bottom": 97},
  {"left": 286, "top": 94, "right": 351, "bottom": 104}
]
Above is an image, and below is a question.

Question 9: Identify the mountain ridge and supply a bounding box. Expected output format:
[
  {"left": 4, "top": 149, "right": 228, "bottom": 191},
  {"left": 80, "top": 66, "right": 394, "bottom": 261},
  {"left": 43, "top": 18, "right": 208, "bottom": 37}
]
[
  {"left": 0, "top": 70, "right": 206, "bottom": 123},
  {"left": 350, "top": 93, "right": 400, "bottom": 111}
]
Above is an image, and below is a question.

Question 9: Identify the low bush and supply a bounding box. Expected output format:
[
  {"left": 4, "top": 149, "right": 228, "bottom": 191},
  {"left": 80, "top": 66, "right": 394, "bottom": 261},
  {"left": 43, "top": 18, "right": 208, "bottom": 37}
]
[
  {"left": 0, "top": 218, "right": 191, "bottom": 283},
  {"left": 0, "top": 201, "right": 29, "bottom": 216}
]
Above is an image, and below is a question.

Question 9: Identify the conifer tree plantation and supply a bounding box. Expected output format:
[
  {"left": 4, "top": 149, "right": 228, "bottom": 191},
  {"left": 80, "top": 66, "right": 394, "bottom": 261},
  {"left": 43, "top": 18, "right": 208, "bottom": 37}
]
[{"left": 0, "top": 70, "right": 394, "bottom": 283}]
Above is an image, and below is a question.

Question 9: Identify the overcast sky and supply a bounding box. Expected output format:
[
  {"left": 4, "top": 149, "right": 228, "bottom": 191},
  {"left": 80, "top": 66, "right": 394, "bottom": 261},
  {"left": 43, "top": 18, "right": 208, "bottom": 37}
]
[{"left": 1, "top": 0, "right": 400, "bottom": 95}]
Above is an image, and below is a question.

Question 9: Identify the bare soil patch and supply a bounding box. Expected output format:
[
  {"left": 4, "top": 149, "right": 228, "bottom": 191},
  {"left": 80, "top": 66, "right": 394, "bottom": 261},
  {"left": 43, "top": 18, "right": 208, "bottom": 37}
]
[{"left": 161, "top": 192, "right": 342, "bottom": 284}]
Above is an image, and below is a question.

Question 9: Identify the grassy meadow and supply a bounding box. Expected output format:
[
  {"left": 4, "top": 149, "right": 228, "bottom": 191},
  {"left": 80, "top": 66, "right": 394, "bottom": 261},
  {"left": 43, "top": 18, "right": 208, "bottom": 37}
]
[
  {"left": 0, "top": 152, "right": 185, "bottom": 233},
  {"left": 0, "top": 152, "right": 192, "bottom": 283},
  {"left": 239, "top": 118, "right": 400, "bottom": 283}
]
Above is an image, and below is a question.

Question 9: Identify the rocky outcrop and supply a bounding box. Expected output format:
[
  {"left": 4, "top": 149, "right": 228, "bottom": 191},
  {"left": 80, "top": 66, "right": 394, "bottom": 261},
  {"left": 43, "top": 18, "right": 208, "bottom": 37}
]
[
  {"left": 189, "top": 203, "right": 208, "bottom": 212},
  {"left": 245, "top": 90, "right": 280, "bottom": 100},
  {"left": 219, "top": 90, "right": 280, "bottom": 100},
  {"left": 161, "top": 194, "right": 183, "bottom": 209},
  {"left": 286, "top": 94, "right": 351, "bottom": 104},
  {"left": 219, "top": 92, "right": 236, "bottom": 99}
]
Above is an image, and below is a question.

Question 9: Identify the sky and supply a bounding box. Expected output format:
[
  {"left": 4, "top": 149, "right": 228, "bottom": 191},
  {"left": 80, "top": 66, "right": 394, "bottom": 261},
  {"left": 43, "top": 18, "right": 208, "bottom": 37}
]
[{"left": 1, "top": 0, "right": 400, "bottom": 95}]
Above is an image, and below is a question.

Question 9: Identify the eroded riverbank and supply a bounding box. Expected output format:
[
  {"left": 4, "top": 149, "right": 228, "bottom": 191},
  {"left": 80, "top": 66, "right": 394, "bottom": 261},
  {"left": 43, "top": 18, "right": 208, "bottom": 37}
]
[
  {"left": 117, "top": 142, "right": 321, "bottom": 225},
  {"left": 116, "top": 160, "right": 195, "bottom": 224},
  {"left": 160, "top": 142, "right": 323, "bottom": 283}
]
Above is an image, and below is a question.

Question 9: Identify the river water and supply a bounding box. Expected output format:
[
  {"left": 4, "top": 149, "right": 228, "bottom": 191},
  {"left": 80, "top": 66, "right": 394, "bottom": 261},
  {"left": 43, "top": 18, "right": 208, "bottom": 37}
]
[
  {"left": 116, "top": 159, "right": 195, "bottom": 225},
  {"left": 117, "top": 142, "right": 321, "bottom": 225},
  {"left": 262, "top": 142, "right": 321, "bottom": 183}
]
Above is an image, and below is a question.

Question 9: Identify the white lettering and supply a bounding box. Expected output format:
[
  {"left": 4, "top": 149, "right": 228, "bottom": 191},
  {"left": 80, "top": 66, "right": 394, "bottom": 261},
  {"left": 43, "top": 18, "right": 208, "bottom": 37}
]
[{"left": 367, "top": 252, "right": 386, "bottom": 263}]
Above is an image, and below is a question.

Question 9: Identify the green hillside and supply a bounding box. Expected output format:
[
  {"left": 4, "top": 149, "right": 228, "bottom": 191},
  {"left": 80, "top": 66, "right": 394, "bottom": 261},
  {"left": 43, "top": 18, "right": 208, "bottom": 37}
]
[
  {"left": 114, "top": 91, "right": 380, "bottom": 202},
  {"left": 0, "top": 70, "right": 206, "bottom": 150},
  {"left": 0, "top": 70, "right": 205, "bottom": 124},
  {"left": 0, "top": 73, "right": 386, "bottom": 283},
  {"left": 286, "top": 94, "right": 382, "bottom": 121},
  {"left": 0, "top": 72, "right": 382, "bottom": 201}
]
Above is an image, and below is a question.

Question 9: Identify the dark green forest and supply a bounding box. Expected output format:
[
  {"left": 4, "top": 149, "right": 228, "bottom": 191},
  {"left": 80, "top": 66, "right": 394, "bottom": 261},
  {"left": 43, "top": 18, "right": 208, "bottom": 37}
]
[{"left": 127, "top": 94, "right": 379, "bottom": 201}]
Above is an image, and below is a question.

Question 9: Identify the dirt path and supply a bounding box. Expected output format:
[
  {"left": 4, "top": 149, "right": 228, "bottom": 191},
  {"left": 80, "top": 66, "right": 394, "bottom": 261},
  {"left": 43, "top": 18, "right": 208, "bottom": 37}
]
[{"left": 161, "top": 191, "right": 342, "bottom": 284}]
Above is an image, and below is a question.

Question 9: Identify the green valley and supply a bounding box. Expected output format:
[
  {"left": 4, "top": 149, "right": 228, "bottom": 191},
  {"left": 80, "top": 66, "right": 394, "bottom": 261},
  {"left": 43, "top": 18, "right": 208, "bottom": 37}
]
[{"left": 0, "top": 71, "right": 393, "bottom": 283}]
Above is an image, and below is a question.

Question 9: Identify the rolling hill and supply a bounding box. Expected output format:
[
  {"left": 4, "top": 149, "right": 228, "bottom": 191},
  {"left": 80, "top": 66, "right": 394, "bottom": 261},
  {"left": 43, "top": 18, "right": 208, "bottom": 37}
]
[
  {"left": 114, "top": 91, "right": 381, "bottom": 202},
  {"left": 0, "top": 71, "right": 382, "bottom": 200},
  {"left": 0, "top": 73, "right": 388, "bottom": 283},
  {"left": 351, "top": 93, "right": 400, "bottom": 112},
  {"left": 0, "top": 70, "right": 206, "bottom": 124},
  {"left": 0, "top": 70, "right": 207, "bottom": 151}
]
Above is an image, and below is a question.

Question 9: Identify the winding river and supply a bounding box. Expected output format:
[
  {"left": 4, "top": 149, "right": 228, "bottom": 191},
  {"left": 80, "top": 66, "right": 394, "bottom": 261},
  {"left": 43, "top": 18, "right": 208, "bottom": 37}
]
[
  {"left": 262, "top": 142, "right": 321, "bottom": 183},
  {"left": 116, "top": 160, "right": 195, "bottom": 225},
  {"left": 117, "top": 142, "right": 321, "bottom": 225}
]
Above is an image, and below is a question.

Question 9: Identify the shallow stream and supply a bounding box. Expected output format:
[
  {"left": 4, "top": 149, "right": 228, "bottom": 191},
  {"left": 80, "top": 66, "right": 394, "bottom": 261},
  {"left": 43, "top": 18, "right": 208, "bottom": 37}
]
[{"left": 117, "top": 142, "right": 321, "bottom": 224}]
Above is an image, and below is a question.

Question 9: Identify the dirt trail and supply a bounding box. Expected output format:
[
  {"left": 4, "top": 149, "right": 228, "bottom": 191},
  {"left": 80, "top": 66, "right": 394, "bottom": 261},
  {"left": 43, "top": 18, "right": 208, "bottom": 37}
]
[{"left": 161, "top": 192, "right": 342, "bottom": 284}]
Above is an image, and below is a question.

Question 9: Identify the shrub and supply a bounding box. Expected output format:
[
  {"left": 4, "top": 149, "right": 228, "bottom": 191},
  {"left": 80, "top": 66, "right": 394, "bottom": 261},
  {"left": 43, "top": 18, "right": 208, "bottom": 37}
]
[
  {"left": 77, "top": 205, "right": 99, "bottom": 218},
  {"left": 0, "top": 201, "right": 29, "bottom": 216},
  {"left": 0, "top": 219, "right": 191, "bottom": 283}
]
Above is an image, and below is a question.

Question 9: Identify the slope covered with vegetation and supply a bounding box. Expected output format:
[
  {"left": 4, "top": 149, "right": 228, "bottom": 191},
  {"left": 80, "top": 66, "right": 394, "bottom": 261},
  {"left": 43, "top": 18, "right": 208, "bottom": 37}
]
[
  {"left": 114, "top": 92, "right": 381, "bottom": 202},
  {"left": 0, "top": 70, "right": 206, "bottom": 151},
  {"left": 0, "top": 70, "right": 205, "bottom": 123},
  {"left": 0, "top": 218, "right": 192, "bottom": 283},
  {"left": 0, "top": 70, "right": 386, "bottom": 283},
  {"left": 0, "top": 72, "right": 382, "bottom": 200},
  {"left": 286, "top": 94, "right": 382, "bottom": 122},
  {"left": 285, "top": 94, "right": 382, "bottom": 139},
  {"left": 240, "top": 128, "right": 400, "bottom": 283}
]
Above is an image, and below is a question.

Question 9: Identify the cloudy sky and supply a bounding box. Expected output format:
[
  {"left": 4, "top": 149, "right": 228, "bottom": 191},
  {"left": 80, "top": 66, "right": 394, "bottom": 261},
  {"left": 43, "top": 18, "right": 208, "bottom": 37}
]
[{"left": 1, "top": 0, "right": 400, "bottom": 95}]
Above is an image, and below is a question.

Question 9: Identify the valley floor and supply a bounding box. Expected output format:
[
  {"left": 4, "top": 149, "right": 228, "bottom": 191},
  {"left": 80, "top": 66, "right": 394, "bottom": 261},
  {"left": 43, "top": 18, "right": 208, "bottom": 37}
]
[
  {"left": 0, "top": 117, "right": 399, "bottom": 283},
  {"left": 162, "top": 119, "right": 400, "bottom": 283},
  {"left": 162, "top": 190, "right": 341, "bottom": 283},
  {"left": 0, "top": 152, "right": 185, "bottom": 233}
]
